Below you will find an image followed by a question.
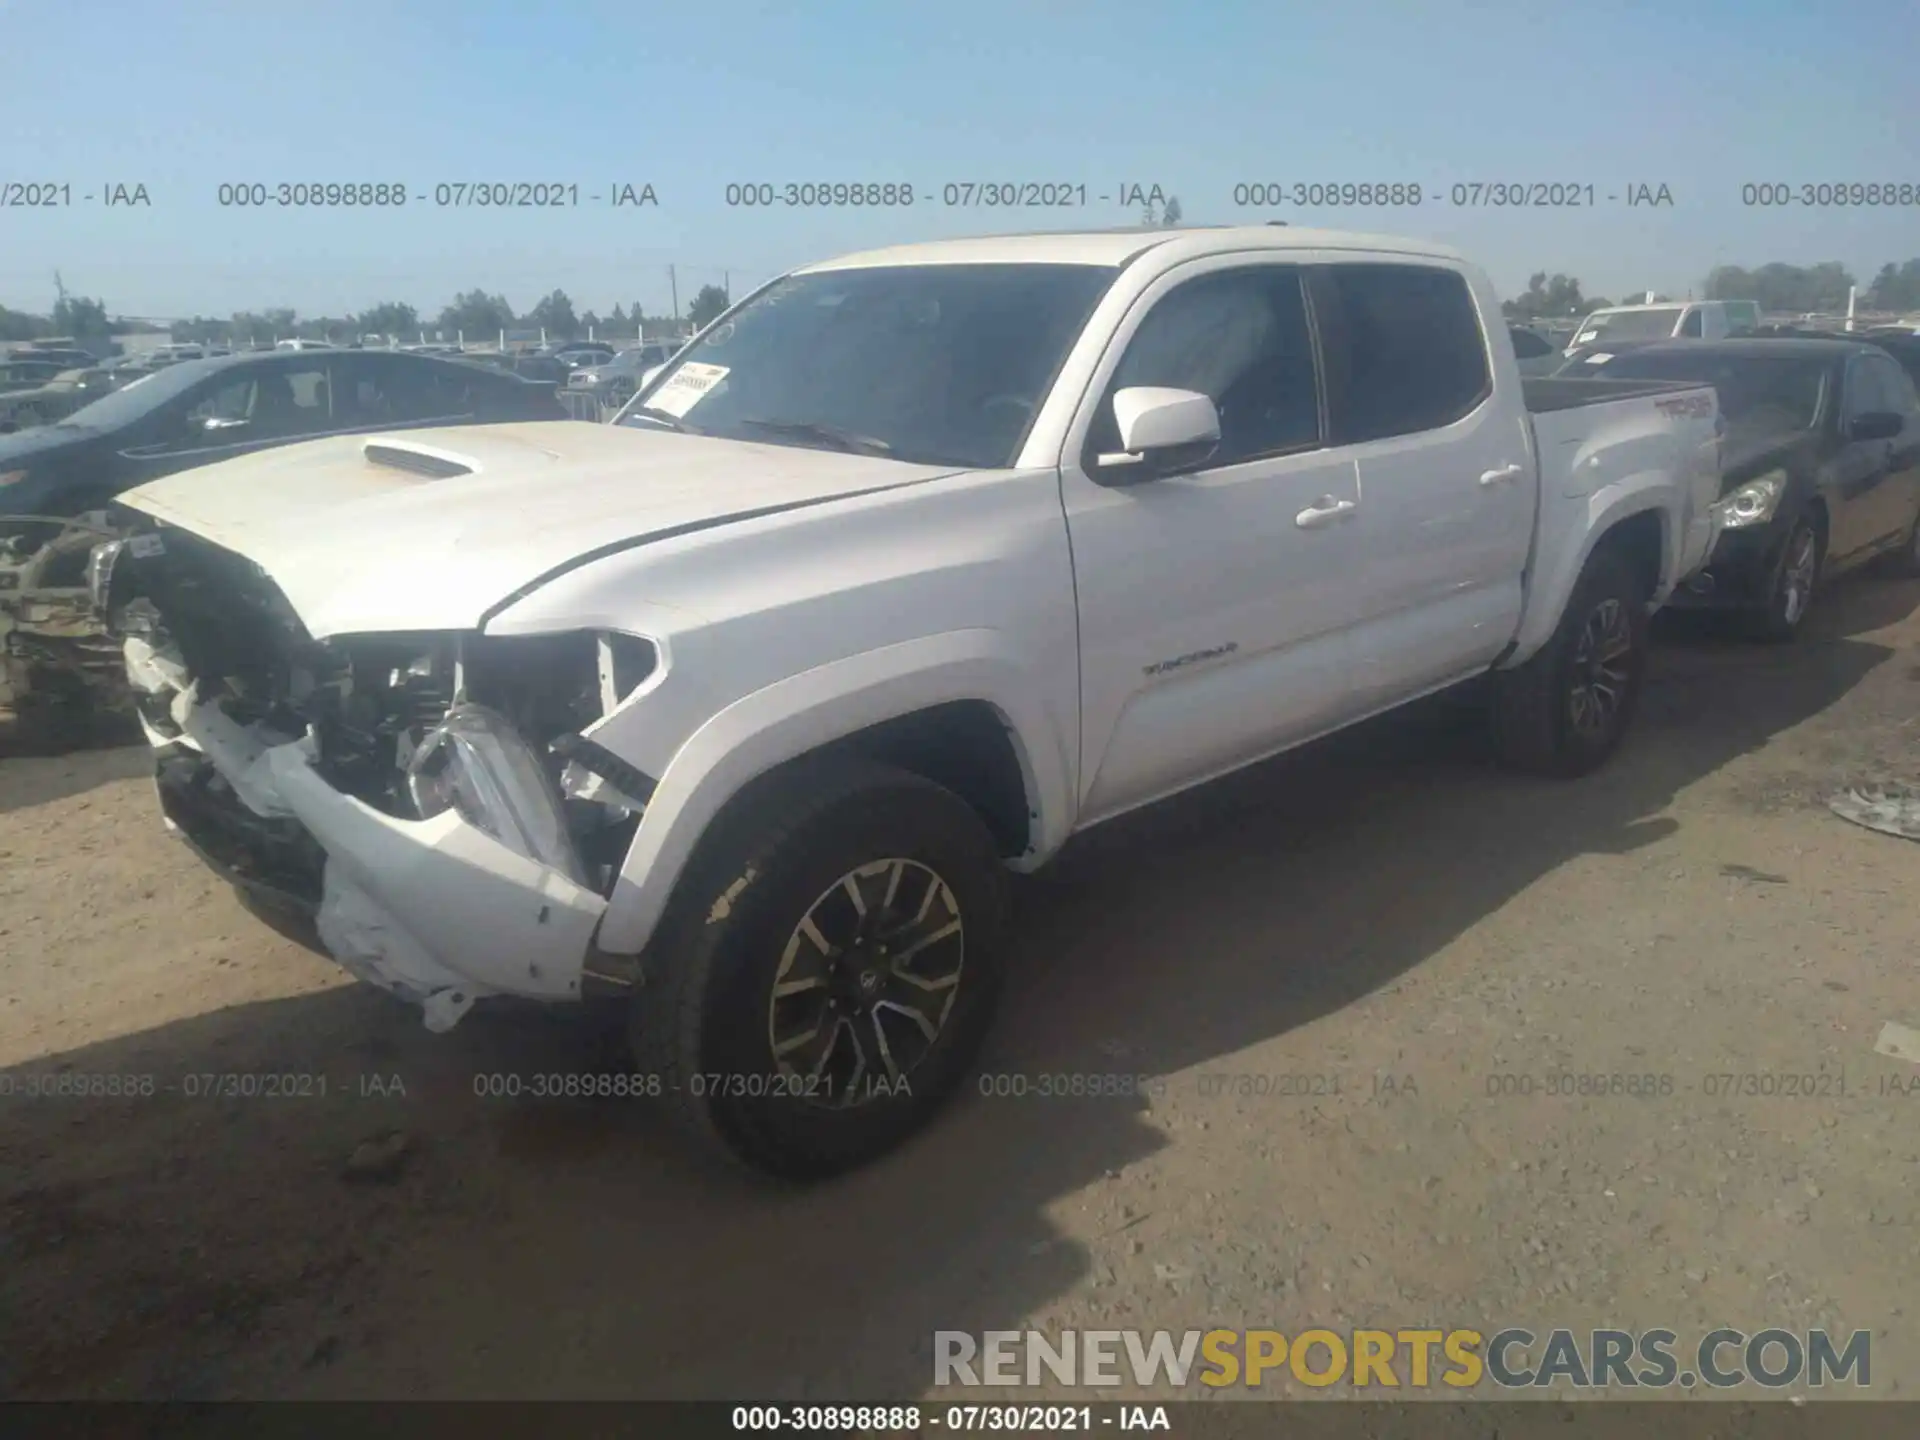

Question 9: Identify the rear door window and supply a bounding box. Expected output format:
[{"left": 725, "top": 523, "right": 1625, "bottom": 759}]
[
  {"left": 1313, "top": 264, "right": 1492, "bottom": 443},
  {"left": 342, "top": 355, "right": 479, "bottom": 423}
]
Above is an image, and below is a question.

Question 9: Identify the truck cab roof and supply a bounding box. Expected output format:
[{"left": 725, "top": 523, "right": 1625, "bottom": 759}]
[{"left": 797, "top": 225, "right": 1468, "bottom": 274}]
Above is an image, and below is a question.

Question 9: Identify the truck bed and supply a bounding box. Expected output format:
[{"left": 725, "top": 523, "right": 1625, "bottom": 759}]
[
  {"left": 1523, "top": 374, "right": 1724, "bottom": 606},
  {"left": 1523, "top": 376, "right": 1709, "bottom": 413}
]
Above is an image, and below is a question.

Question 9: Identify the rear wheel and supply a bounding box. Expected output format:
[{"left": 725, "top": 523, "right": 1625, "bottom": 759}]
[
  {"left": 1747, "top": 514, "right": 1821, "bottom": 642},
  {"left": 1491, "top": 545, "right": 1648, "bottom": 778},
  {"left": 630, "top": 757, "right": 1009, "bottom": 1181}
]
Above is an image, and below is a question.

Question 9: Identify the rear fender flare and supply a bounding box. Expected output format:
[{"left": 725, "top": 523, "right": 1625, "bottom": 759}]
[{"left": 1505, "top": 479, "right": 1676, "bottom": 668}]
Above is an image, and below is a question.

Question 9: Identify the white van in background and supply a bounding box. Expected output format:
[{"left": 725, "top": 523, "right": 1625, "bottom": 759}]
[{"left": 1567, "top": 300, "right": 1748, "bottom": 352}]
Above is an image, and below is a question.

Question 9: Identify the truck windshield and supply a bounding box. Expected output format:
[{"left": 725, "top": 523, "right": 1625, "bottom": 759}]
[
  {"left": 1599, "top": 351, "right": 1830, "bottom": 433},
  {"left": 1575, "top": 307, "right": 1686, "bottom": 343},
  {"left": 618, "top": 263, "right": 1118, "bottom": 467}
]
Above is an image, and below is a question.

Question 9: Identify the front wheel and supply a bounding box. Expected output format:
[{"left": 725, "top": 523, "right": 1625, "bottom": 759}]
[
  {"left": 1746, "top": 515, "right": 1822, "bottom": 642},
  {"left": 630, "top": 757, "right": 1010, "bottom": 1181},
  {"left": 1491, "top": 545, "right": 1648, "bottom": 778}
]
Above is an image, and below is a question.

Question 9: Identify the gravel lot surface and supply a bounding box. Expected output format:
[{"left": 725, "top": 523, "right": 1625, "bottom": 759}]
[{"left": 3, "top": 577, "right": 1918, "bottom": 1403}]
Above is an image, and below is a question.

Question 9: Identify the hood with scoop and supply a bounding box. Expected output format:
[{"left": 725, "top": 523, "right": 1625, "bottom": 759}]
[{"left": 117, "top": 421, "right": 964, "bottom": 637}]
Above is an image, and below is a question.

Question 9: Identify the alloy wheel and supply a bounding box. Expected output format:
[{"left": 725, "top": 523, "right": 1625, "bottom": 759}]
[
  {"left": 767, "top": 858, "right": 965, "bottom": 1108},
  {"left": 1567, "top": 596, "right": 1635, "bottom": 741},
  {"left": 1778, "top": 525, "right": 1818, "bottom": 627}
]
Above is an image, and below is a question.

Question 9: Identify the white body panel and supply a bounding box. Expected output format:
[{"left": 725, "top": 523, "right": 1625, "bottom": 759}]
[{"left": 117, "top": 226, "right": 1721, "bottom": 1016}]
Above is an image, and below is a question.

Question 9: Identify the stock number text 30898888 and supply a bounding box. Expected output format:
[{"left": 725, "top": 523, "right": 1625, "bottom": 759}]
[{"left": 1232, "top": 182, "right": 1605, "bottom": 209}]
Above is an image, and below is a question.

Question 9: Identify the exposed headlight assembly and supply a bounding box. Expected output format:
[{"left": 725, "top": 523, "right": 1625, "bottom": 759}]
[
  {"left": 1712, "top": 469, "right": 1787, "bottom": 530},
  {"left": 86, "top": 537, "right": 125, "bottom": 619},
  {"left": 406, "top": 704, "right": 588, "bottom": 886}
]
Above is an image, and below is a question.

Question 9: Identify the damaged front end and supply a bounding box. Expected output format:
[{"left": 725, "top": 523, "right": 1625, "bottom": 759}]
[
  {"left": 98, "top": 526, "right": 662, "bottom": 1030},
  {"left": 0, "top": 516, "right": 138, "bottom": 747}
]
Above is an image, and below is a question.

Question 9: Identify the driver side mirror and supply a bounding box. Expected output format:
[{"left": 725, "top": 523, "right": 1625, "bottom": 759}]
[
  {"left": 1849, "top": 410, "right": 1904, "bottom": 442},
  {"left": 1094, "top": 387, "right": 1221, "bottom": 481}
]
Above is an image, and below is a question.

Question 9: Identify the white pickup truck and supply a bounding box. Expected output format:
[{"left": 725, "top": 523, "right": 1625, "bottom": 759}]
[{"left": 93, "top": 227, "right": 1724, "bottom": 1178}]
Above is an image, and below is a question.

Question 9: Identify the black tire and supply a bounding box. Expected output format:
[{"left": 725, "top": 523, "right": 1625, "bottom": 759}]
[
  {"left": 1746, "top": 513, "right": 1822, "bottom": 642},
  {"left": 1491, "top": 544, "right": 1649, "bottom": 778},
  {"left": 630, "top": 756, "right": 1010, "bottom": 1181}
]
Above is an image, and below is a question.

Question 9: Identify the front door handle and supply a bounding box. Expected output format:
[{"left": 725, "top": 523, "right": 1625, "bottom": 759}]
[
  {"left": 1295, "top": 496, "right": 1356, "bottom": 529},
  {"left": 1479, "top": 463, "right": 1525, "bottom": 487}
]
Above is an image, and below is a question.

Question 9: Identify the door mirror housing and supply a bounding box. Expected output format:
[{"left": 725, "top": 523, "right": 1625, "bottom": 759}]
[
  {"left": 1094, "top": 387, "right": 1221, "bottom": 480},
  {"left": 1849, "top": 410, "right": 1904, "bottom": 442}
]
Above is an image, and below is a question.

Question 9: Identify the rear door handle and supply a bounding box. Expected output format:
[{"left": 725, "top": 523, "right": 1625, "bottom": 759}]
[
  {"left": 1295, "top": 496, "right": 1356, "bottom": 529},
  {"left": 1479, "top": 464, "right": 1525, "bottom": 487}
]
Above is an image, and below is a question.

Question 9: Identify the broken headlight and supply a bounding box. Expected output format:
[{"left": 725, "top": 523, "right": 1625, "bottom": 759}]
[{"left": 405, "top": 704, "right": 589, "bottom": 887}]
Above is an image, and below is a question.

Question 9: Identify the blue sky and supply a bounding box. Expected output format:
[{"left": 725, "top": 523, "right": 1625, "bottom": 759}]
[{"left": 2, "top": 0, "right": 1915, "bottom": 322}]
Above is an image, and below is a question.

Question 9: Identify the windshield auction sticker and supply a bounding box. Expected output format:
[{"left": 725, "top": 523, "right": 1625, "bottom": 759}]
[{"left": 647, "top": 361, "right": 729, "bottom": 417}]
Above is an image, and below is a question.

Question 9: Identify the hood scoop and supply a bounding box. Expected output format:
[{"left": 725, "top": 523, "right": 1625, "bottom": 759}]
[{"left": 362, "top": 439, "right": 476, "bottom": 480}]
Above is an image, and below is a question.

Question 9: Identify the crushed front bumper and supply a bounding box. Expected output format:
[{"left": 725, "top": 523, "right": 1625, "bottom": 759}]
[
  {"left": 1663, "top": 523, "right": 1787, "bottom": 611},
  {"left": 139, "top": 659, "right": 609, "bottom": 1031}
]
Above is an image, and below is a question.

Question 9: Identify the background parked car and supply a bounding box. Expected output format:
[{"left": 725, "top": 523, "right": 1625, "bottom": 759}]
[
  {"left": 1565, "top": 300, "right": 1746, "bottom": 352},
  {"left": 1576, "top": 338, "right": 1920, "bottom": 639},
  {"left": 0, "top": 359, "right": 67, "bottom": 395},
  {"left": 548, "top": 343, "right": 615, "bottom": 368},
  {"left": 48, "top": 365, "right": 132, "bottom": 397},
  {"left": 0, "top": 348, "right": 569, "bottom": 524},
  {"left": 0, "top": 367, "right": 132, "bottom": 433},
  {"left": 499, "top": 353, "right": 574, "bottom": 384},
  {"left": 562, "top": 347, "right": 652, "bottom": 408},
  {"left": 4, "top": 345, "right": 102, "bottom": 371}
]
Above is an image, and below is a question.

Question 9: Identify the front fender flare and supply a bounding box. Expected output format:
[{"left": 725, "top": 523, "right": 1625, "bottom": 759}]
[{"left": 592, "top": 628, "right": 1076, "bottom": 955}]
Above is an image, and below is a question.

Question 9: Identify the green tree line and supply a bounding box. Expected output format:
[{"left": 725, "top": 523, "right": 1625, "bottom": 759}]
[{"left": 0, "top": 285, "right": 736, "bottom": 347}]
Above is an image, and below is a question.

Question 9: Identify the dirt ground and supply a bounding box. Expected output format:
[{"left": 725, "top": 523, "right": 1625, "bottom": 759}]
[{"left": 3, "top": 575, "right": 1919, "bottom": 1404}]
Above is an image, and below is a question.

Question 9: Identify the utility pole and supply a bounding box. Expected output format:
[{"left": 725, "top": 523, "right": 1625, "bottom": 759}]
[{"left": 670, "top": 265, "right": 680, "bottom": 325}]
